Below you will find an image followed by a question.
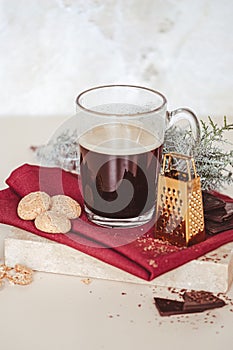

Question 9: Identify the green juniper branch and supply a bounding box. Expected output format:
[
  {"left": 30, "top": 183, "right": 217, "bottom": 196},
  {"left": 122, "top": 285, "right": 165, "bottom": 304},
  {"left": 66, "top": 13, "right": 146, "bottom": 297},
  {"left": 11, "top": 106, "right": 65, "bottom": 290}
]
[{"left": 164, "top": 116, "right": 233, "bottom": 190}]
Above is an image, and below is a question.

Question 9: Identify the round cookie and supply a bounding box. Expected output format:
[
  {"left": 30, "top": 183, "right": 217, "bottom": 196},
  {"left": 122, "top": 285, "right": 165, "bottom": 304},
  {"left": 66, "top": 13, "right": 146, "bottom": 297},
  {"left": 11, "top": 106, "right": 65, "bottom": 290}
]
[
  {"left": 50, "top": 195, "right": 81, "bottom": 219},
  {"left": 17, "top": 191, "right": 51, "bottom": 220},
  {"left": 35, "top": 211, "right": 71, "bottom": 234}
]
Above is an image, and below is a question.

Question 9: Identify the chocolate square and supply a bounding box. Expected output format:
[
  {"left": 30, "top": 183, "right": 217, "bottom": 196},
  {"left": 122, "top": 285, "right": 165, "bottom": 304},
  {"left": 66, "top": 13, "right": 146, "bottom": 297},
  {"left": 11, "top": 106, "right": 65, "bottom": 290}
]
[
  {"left": 202, "top": 191, "right": 226, "bottom": 212},
  {"left": 205, "top": 216, "right": 233, "bottom": 235},
  {"left": 154, "top": 290, "right": 226, "bottom": 316},
  {"left": 154, "top": 297, "right": 185, "bottom": 316},
  {"left": 205, "top": 202, "right": 233, "bottom": 223},
  {"left": 183, "top": 290, "right": 226, "bottom": 311}
]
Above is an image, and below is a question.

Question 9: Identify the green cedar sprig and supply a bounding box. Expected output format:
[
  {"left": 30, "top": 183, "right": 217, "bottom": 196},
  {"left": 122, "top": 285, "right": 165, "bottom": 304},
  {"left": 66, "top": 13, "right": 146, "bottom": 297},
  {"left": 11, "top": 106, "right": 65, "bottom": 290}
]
[{"left": 163, "top": 116, "right": 233, "bottom": 190}]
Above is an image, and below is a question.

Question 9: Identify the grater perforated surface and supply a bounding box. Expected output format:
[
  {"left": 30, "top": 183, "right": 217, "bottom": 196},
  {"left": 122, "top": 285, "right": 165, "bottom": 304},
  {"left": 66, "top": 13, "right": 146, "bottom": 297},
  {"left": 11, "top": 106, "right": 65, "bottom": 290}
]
[{"left": 155, "top": 153, "right": 205, "bottom": 247}]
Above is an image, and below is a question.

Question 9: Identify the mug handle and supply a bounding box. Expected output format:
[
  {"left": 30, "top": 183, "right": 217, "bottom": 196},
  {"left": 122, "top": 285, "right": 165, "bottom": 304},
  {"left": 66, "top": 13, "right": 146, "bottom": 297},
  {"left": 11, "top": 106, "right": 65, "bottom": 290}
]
[{"left": 166, "top": 108, "right": 201, "bottom": 149}]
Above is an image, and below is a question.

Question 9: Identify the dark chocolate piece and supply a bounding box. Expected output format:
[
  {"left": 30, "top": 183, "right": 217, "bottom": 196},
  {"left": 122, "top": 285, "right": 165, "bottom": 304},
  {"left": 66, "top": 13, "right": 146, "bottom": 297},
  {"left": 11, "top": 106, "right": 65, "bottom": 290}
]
[
  {"left": 202, "top": 191, "right": 226, "bottom": 212},
  {"left": 205, "top": 202, "right": 233, "bottom": 223},
  {"left": 154, "top": 297, "right": 185, "bottom": 316},
  {"left": 205, "top": 216, "right": 233, "bottom": 235},
  {"left": 223, "top": 202, "right": 233, "bottom": 220},
  {"left": 154, "top": 291, "right": 226, "bottom": 316},
  {"left": 183, "top": 290, "right": 226, "bottom": 311},
  {"left": 204, "top": 207, "right": 228, "bottom": 222}
]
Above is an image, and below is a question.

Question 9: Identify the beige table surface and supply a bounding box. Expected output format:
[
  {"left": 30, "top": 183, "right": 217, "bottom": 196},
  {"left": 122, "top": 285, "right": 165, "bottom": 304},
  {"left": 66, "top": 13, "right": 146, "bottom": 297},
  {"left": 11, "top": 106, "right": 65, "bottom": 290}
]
[{"left": 0, "top": 116, "right": 232, "bottom": 350}]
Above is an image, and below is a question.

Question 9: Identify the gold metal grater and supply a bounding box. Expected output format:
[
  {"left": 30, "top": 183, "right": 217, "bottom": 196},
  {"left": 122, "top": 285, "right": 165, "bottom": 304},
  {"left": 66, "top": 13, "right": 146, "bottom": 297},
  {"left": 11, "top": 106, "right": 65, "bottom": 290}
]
[{"left": 155, "top": 152, "right": 205, "bottom": 247}]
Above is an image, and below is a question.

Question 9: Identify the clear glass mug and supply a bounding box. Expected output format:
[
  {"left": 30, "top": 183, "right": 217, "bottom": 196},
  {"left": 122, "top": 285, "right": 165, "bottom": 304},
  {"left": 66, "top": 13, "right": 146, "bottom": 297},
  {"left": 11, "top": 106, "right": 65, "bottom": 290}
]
[{"left": 75, "top": 85, "right": 200, "bottom": 228}]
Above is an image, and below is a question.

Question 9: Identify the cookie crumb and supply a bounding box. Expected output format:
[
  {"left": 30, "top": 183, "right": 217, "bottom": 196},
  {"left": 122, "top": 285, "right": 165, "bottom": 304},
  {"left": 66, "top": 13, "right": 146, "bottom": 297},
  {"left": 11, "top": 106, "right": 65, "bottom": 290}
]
[{"left": 81, "top": 278, "right": 92, "bottom": 285}]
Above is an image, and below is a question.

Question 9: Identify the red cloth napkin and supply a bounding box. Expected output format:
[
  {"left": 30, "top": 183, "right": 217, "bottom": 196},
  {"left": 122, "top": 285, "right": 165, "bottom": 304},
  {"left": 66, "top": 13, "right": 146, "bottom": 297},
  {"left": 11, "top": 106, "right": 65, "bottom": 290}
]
[{"left": 1, "top": 163, "right": 233, "bottom": 281}]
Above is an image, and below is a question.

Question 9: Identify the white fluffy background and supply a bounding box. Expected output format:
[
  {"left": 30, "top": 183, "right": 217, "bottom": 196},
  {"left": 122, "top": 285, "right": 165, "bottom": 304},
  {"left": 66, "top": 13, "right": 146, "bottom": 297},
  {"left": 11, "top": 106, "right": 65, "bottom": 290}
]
[{"left": 0, "top": 0, "right": 232, "bottom": 118}]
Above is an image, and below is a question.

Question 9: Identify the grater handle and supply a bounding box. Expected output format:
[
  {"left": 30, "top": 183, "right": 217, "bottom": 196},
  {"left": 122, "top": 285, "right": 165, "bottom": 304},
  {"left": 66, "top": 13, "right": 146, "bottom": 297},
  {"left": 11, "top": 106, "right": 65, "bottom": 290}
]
[{"left": 162, "top": 153, "right": 198, "bottom": 180}]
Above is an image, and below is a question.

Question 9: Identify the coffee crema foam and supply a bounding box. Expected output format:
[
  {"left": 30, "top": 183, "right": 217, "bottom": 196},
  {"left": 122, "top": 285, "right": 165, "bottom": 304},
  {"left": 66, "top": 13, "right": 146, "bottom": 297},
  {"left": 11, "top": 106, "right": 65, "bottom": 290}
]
[{"left": 79, "top": 123, "right": 161, "bottom": 155}]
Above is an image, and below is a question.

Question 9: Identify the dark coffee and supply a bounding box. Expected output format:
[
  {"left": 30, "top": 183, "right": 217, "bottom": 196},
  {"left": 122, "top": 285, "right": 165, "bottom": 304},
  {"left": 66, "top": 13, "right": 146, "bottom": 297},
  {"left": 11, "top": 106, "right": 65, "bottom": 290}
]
[{"left": 79, "top": 124, "right": 163, "bottom": 219}]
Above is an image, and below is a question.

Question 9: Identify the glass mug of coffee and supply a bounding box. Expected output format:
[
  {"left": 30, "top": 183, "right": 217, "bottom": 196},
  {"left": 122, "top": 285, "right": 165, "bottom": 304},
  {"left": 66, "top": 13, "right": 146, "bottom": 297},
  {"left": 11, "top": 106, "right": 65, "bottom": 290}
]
[{"left": 75, "top": 85, "right": 200, "bottom": 228}]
